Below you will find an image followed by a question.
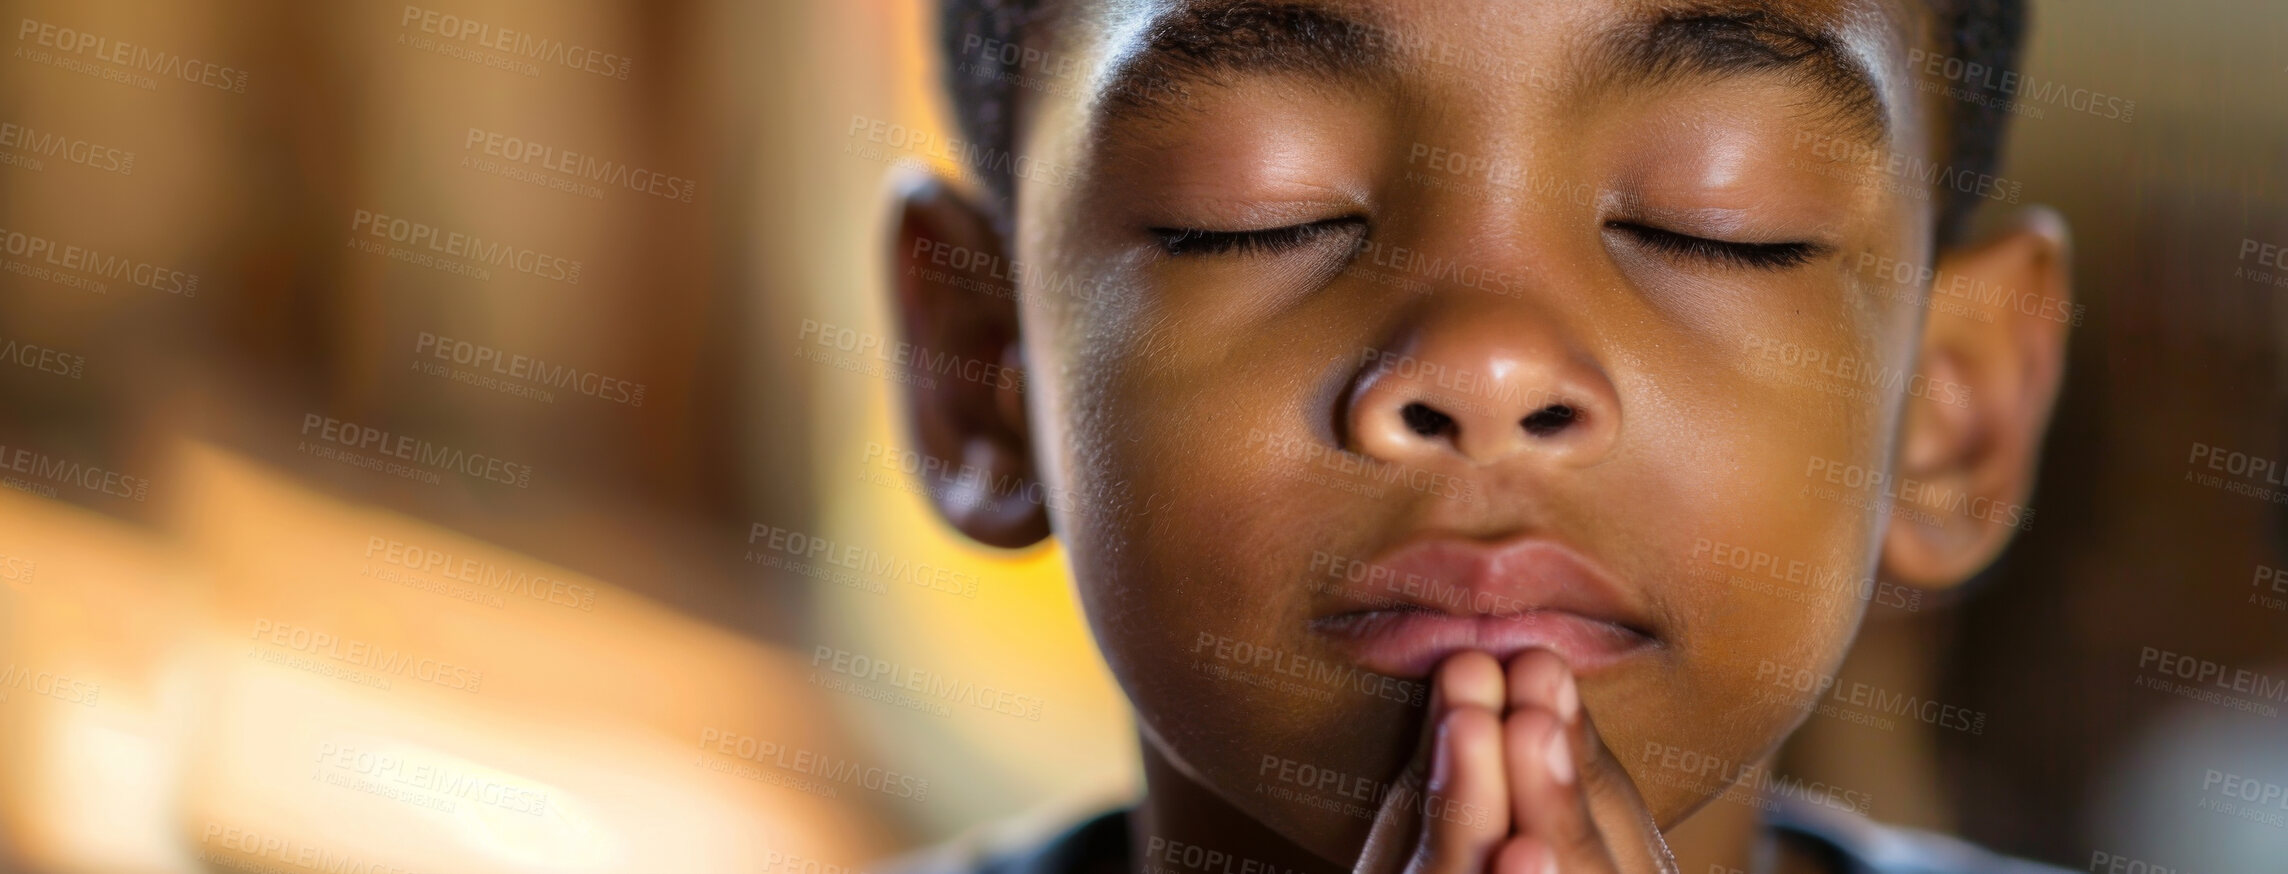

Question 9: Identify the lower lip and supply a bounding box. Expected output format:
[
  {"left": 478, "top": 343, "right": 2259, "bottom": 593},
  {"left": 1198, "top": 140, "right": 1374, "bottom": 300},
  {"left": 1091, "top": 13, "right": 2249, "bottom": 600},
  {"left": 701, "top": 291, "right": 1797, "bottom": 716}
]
[{"left": 1312, "top": 610, "right": 1655, "bottom": 679}]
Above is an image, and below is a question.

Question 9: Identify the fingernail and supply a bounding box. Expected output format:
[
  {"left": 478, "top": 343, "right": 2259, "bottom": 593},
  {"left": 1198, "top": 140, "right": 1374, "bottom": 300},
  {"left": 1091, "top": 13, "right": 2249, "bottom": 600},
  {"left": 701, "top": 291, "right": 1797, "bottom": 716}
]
[
  {"left": 1553, "top": 671, "right": 1578, "bottom": 724},
  {"left": 1535, "top": 844, "right": 1558, "bottom": 874},
  {"left": 1544, "top": 724, "right": 1573, "bottom": 785}
]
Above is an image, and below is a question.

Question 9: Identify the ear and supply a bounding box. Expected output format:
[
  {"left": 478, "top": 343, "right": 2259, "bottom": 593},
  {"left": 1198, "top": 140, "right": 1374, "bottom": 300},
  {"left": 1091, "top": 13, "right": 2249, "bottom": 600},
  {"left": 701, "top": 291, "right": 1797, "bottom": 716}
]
[
  {"left": 1881, "top": 207, "right": 2074, "bottom": 589},
  {"left": 883, "top": 171, "right": 1049, "bottom": 549}
]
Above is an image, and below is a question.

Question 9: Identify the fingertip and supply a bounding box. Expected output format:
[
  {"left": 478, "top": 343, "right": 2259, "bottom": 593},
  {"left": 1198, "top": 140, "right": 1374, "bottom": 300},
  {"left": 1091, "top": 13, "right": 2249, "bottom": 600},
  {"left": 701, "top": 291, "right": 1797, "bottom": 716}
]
[
  {"left": 1438, "top": 650, "right": 1506, "bottom": 712},
  {"left": 1504, "top": 649, "right": 1578, "bottom": 723}
]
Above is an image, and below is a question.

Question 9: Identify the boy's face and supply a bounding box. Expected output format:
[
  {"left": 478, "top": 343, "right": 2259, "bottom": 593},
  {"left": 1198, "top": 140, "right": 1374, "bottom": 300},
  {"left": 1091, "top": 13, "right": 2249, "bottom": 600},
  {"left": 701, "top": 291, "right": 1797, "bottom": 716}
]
[{"left": 894, "top": 0, "right": 2067, "bottom": 862}]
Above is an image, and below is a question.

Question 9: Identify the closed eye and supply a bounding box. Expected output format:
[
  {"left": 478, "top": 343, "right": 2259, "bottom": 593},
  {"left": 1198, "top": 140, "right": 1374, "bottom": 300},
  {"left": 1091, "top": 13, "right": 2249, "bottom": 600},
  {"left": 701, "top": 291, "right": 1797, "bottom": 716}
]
[
  {"left": 1150, "top": 216, "right": 1366, "bottom": 257},
  {"left": 1606, "top": 221, "right": 1825, "bottom": 270}
]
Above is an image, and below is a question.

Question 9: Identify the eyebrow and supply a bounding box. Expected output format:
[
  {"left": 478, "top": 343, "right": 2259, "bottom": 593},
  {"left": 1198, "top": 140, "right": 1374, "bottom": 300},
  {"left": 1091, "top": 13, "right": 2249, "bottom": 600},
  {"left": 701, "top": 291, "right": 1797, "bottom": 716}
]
[
  {"left": 1099, "top": 0, "right": 1395, "bottom": 116},
  {"left": 1583, "top": 2, "right": 1890, "bottom": 142},
  {"left": 1098, "top": 0, "right": 1889, "bottom": 143}
]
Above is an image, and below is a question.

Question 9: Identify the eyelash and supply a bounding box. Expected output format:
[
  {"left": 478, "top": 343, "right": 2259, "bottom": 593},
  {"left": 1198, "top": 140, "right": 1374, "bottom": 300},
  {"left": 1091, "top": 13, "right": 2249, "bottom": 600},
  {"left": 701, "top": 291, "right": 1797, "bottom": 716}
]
[
  {"left": 1149, "top": 217, "right": 1365, "bottom": 257},
  {"left": 1608, "top": 222, "right": 1823, "bottom": 270},
  {"left": 1148, "top": 217, "right": 1820, "bottom": 271}
]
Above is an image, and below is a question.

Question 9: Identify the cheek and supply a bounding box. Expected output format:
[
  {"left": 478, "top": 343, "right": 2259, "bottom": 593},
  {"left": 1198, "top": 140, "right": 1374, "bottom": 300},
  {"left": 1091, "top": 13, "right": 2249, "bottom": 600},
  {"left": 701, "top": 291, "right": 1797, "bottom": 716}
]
[
  {"left": 1668, "top": 396, "right": 1881, "bottom": 628},
  {"left": 1597, "top": 362, "right": 1887, "bottom": 820},
  {"left": 1043, "top": 320, "right": 1420, "bottom": 856},
  {"left": 1042, "top": 255, "right": 1359, "bottom": 613},
  {"left": 1061, "top": 355, "right": 1320, "bottom": 684}
]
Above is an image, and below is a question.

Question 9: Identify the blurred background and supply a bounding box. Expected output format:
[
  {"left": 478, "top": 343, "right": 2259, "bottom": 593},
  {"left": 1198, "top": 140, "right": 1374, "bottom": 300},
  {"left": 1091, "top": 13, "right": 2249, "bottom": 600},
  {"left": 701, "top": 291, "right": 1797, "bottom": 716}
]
[{"left": 0, "top": 0, "right": 2282, "bottom": 871}]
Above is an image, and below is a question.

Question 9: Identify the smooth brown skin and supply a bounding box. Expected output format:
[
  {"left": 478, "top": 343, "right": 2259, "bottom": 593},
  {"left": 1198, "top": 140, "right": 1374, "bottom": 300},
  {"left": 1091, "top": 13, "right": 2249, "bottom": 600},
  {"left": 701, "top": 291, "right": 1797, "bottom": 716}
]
[{"left": 885, "top": 0, "right": 2071, "bottom": 871}]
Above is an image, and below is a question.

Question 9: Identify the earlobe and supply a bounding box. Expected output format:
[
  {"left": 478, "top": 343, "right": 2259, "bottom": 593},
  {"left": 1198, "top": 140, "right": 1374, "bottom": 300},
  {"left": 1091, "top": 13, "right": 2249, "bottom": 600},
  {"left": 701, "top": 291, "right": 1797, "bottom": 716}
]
[
  {"left": 1881, "top": 207, "right": 2073, "bottom": 589},
  {"left": 884, "top": 170, "right": 1051, "bottom": 549}
]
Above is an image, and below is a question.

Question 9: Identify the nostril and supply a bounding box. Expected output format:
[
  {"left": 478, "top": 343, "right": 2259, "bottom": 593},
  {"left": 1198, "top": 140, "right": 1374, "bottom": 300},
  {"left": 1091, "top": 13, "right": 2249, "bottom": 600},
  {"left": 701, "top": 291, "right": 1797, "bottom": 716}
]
[
  {"left": 1400, "top": 402, "right": 1457, "bottom": 439},
  {"left": 1521, "top": 404, "right": 1577, "bottom": 437}
]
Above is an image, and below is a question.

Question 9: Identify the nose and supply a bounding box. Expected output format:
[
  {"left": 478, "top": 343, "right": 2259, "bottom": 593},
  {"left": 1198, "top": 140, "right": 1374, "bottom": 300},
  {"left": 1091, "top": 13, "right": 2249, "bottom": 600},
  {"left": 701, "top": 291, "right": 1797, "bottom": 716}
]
[{"left": 1345, "top": 300, "right": 1620, "bottom": 467}]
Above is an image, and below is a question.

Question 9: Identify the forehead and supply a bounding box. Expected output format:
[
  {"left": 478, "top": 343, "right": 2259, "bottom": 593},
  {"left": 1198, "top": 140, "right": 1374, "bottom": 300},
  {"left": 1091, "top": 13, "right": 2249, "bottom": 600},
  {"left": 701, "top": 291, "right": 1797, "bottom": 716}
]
[{"left": 1044, "top": 0, "right": 1928, "bottom": 153}]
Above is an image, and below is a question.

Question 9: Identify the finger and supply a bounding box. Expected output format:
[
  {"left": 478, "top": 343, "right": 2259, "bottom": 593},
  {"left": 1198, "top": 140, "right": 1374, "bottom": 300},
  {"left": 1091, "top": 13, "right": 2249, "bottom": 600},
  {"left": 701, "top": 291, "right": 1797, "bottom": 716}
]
[
  {"left": 1412, "top": 704, "right": 1508, "bottom": 874},
  {"left": 1411, "top": 653, "right": 1508, "bottom": 874},
  {"left": 1510, "top": 645, "right": 1674, "bottom": 869},
  {"left": 1499, "top": 650, "right": 1582, "bottom": 837},
  {"left": 1398, "top": 650, "right": 1506, "bottom": 792},
  {"left": 1505, "top": 705, "right": 1617, "bottom": 873},
  {"left": 1513, "top": 649, "right": 1680, "bottom": 874},
  {"left": 1355, "top": 652, "right": 1508, "bottom": 874}
]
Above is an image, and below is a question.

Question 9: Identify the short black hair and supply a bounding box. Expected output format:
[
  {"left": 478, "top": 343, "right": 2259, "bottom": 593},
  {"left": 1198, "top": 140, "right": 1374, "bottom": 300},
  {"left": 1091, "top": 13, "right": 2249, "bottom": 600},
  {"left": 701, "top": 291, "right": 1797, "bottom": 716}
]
[{"left": 937, "top": 0, "right": 2028, "bottom": 249}]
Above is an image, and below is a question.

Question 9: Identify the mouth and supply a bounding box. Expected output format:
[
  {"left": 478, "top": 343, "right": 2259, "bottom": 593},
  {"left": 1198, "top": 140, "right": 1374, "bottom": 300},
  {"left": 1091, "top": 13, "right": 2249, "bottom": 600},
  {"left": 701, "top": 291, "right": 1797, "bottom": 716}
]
[{"left": 1307, "top": 535, "right": 1660, "bottom": 678}]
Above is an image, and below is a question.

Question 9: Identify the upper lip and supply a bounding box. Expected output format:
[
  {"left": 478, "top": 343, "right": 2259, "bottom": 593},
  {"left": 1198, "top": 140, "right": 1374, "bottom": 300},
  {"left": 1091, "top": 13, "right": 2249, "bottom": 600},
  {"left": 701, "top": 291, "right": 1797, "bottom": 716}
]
[{"left": 1310, "top": 534, "right": 1657, "bottom": 637}]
